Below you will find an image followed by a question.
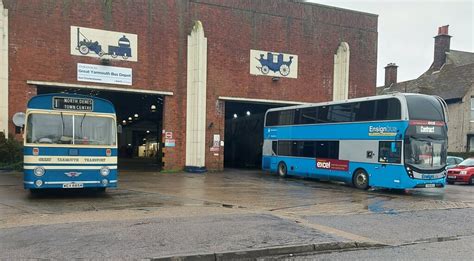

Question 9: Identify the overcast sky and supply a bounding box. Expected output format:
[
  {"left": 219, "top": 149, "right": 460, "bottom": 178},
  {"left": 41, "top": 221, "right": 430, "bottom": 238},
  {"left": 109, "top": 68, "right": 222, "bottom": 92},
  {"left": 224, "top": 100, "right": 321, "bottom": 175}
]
[{"left": 311, "top": 0, "right": 473, "bottom": 87}]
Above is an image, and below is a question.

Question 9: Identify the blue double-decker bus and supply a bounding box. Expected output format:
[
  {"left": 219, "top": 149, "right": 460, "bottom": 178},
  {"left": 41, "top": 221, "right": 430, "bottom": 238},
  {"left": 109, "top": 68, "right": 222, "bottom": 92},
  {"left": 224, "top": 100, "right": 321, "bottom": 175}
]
[
  {"left": 23, "top": 93, "right": 117, "bottom": 192},
  {"left": 262, "top": 93, "right": 448, "bottom": 190}
]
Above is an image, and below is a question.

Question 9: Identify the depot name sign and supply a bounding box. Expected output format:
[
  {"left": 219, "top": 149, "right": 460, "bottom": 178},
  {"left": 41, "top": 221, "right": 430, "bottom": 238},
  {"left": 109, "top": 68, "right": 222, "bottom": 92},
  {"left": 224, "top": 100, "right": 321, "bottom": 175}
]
[{"left": 77, "top": 63, "right": 132, "bottom": 85}]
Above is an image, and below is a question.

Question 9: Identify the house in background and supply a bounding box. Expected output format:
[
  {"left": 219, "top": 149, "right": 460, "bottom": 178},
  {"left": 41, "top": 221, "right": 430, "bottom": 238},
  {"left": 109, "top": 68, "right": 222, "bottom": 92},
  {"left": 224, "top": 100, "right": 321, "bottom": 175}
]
[{"left": 378, "top": 25, "right": 474, "bottom": 152}]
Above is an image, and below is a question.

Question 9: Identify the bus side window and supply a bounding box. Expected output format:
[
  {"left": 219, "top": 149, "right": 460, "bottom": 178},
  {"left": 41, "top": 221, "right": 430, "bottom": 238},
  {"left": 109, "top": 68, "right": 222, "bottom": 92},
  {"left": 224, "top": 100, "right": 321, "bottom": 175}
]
[
  {"left": 317, "top": 106, "right": 330, "bottom": 123},
  {"left": 315, "top": 141, "right": 339, "bottom": 159},
  {"left": 379, "top": 141, "right": 401, "bottom": 163},
  {"left": 375, "top": 99, "right": 401, "bottom": 121},
  {"left": 266, "top": 111, "right": 279, "bottom": 126},
  {"left": 354, "top": 101, "right": 376, "bottom": 121},
  {"left": 272, "top": 141, "right": 278, "bottom": 155},
  {"left": 300, "top": 107, "right": 317, "bottom": 124}
]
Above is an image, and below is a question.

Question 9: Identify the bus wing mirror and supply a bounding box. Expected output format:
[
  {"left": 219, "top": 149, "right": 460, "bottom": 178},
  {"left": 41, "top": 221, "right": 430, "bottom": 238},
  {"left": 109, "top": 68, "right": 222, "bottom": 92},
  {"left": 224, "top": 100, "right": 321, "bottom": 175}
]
[
  {"left": 13, "top": 112, "right": 26, "bottom": 134},
  {"left": 12, "top": 112, "right": 26, "bottom": 127}
]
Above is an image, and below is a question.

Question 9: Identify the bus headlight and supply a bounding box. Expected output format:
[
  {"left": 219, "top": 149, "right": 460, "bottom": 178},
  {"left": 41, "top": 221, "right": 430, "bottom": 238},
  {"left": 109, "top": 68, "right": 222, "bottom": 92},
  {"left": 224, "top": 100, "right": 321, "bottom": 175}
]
[
  {"left": 35, "top": 180, "right": 43, "bottom": 187},
  {"left": 406, "top": 166, "right": 414, "bottom": 178},
  {"left": 100, "top": 167, "right": 110, "bottom": 176},
  {"left": 460, "top": 170, "right": 467, "bottom": 175},
  {"left": 34, "top": 167, "right": 45, "bottom": 177}
]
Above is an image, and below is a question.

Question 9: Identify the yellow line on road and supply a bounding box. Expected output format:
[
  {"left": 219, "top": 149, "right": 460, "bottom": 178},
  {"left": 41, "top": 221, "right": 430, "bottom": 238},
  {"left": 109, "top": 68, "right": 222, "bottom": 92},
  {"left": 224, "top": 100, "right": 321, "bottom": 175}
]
[{"left": 272, "top": 212, "right": 385, "bottom": 245}]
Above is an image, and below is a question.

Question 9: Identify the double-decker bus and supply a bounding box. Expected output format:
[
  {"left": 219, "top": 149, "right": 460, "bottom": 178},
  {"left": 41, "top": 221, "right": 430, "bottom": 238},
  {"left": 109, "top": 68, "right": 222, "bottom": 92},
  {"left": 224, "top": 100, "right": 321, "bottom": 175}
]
[
  {"left": 23, "top": 93, "right": 117, "bottom": 192},
  {"left": 262, "top": 93, "right": 448, "bottom": 190}
]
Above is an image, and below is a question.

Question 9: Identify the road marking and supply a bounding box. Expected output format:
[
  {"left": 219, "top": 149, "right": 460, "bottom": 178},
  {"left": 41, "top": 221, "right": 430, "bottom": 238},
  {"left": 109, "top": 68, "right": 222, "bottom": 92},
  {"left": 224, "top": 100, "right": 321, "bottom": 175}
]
[{"left": 272, "top": 212, "right": 385, "bottom": 245}]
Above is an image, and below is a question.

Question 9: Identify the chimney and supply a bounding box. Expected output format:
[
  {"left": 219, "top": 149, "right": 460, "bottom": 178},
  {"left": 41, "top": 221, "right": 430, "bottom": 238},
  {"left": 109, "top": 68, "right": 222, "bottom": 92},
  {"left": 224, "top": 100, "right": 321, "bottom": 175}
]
[
  {"left": 432, "top": 25, "right": 451, "bottom": 71},
  {"left": 384, "top": 63, "right": 398, "bottom": 87}
]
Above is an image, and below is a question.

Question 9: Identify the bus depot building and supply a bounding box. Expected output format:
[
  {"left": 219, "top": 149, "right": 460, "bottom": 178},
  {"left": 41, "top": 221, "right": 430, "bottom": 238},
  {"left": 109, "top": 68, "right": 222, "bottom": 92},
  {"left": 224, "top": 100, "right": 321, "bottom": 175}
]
[{"left": 0, "top": 0, "right": 378, "bottom": 171}]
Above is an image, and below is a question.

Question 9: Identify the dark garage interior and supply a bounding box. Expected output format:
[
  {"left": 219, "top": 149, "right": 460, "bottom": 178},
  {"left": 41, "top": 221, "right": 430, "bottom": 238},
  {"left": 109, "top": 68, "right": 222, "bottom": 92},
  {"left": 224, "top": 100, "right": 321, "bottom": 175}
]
[
  {"left": 224, "top": 101, "right": 286, "bottom": 169},
  {"left": 36, "top": 86, "right": 164, "bottom": 171}
]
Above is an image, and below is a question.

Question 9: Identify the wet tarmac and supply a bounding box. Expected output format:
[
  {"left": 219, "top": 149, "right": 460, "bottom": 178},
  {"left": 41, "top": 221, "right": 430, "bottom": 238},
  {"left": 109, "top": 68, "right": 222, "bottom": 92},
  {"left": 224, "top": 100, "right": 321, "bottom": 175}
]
[
  {"left": 0, "top": 168, "right": 473, "bottom": 220},
  {"left": 0, "top": 168, "right": 473, "bottom": 259}
]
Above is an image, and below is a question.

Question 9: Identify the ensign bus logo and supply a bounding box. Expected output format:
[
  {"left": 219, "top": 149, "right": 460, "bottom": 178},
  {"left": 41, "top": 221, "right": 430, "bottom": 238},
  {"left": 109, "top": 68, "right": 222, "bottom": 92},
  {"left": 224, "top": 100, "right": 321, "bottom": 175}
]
[
  {"left": 368, "top": 126, "right": 398, "bottom": 136},
  {"left": 316, "top": 158, "right": 349, "bottom": 171}
]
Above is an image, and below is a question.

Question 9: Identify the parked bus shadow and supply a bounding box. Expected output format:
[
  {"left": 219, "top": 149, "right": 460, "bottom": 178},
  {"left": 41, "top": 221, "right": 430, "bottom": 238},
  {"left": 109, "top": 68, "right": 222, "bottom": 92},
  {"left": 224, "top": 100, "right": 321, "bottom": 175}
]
[
  {"left": 269, "top": 172, "right": 445, "bottom": 198},
  {"left": 28, "top": 188, "right": 112, "bottom": 199}
]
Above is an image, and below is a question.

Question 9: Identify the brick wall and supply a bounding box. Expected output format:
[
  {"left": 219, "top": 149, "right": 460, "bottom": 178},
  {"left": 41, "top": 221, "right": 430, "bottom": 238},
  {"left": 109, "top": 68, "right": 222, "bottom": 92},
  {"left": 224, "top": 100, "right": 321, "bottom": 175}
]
[{"left": 4, "top": 0, "right": 378, "bottom": 170}]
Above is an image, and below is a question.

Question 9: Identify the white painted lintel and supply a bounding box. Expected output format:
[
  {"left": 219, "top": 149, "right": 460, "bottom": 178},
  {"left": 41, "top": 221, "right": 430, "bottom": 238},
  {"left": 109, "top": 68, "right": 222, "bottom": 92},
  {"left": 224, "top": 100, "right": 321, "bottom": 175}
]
[
  {"left": 218, "top": 96, "right": 309, "bottom": 105},
  {"left": 27, "top": 80, "right": 174, "bottom": 96}
]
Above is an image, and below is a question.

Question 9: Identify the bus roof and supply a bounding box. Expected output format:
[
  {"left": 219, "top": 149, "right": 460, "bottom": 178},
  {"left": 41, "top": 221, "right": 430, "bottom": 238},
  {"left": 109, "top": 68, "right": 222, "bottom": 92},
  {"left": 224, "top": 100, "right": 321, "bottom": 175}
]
[
  {"left": 27, "top": 93, "right": 116, "bottom": 114},
  {"left": 265, "top": 93, "right": 438, "bottom": 113}
]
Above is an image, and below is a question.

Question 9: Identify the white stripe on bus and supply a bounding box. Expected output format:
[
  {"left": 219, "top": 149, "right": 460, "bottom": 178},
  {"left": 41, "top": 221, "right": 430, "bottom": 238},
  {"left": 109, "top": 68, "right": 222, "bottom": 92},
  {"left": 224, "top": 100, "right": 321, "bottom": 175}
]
[
  {"left": 24, "top": 165, "right": 117, "bottom": 170},
  {"left": 24, "top": 156, "right": 117, "bottom": 164}
]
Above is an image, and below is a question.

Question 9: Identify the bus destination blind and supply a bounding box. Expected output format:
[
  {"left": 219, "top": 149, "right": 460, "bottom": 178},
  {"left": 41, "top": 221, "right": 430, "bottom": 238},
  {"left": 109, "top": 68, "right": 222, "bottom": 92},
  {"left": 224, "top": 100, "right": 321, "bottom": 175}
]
[{"left": 53, "top": 97, "right": 93, "bottom": 111}]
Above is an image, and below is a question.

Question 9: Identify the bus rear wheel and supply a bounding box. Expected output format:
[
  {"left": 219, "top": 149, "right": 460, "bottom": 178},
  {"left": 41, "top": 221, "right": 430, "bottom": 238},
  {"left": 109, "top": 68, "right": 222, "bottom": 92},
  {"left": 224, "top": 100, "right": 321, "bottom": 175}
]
[
  {"left": 353, "top": 169, "right": 369, "bottom": 190},
  {"left": 277, "top": 162, "right": 287, "bottom": 177}
]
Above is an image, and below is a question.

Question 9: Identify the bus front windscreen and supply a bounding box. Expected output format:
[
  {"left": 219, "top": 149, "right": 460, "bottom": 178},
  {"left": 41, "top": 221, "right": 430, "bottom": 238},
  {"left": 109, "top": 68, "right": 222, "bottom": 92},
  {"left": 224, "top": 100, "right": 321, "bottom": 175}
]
[
  {"left": 404, "top": 137, "right": 446, "bottom": 170},
  {"left": 26, "top": 113, "right": 116, "bottom": 146}
]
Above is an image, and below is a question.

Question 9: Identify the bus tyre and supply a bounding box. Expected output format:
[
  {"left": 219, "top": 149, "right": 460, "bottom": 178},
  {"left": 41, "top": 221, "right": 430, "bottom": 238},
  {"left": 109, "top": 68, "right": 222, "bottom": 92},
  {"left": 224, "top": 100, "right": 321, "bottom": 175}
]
[
  {"left": 278, "top": 162, "right": 287, "bottom": 177},
  {"left": 29, "top": 189, "right": 41, "bottom": 195},
  {"left": 447, "top": 181, "right": 454, "bottom": 185},
  {"left": 353, "top": 169, "right": 369, "bottom": 190},
  {"left": 470, "top": 177, "right": 474, "bottom": 185}
]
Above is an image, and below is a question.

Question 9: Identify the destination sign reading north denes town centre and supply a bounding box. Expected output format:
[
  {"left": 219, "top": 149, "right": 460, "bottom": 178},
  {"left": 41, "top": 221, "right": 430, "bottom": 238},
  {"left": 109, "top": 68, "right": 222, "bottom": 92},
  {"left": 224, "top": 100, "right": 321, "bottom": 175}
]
[{"left": 53, "top": 97, "right": 93, "bottom": 111}]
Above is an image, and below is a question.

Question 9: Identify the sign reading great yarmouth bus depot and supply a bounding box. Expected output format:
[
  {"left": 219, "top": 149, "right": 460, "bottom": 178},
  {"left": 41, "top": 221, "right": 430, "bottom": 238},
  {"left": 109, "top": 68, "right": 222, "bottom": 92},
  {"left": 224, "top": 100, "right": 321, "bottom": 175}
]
[
  {"left": 77, "top": 63, "right": 132, "bottom": 86},
  {"left": 250, "top": 49, "right": 298, "bottom": 79},
  {"left": 71, "top": 26, "right": 138, "bottom": 62}
]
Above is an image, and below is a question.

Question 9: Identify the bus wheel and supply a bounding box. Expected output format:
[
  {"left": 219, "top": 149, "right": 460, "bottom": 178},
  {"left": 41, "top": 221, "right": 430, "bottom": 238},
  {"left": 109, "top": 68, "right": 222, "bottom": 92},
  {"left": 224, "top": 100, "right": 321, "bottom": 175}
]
[
  {"left": 277, "top": 162, "right": 287, "bottom": 177},
  {"left": 96, "top": 187, "right": 106, "bottom": 193},
  {"left": 353, "top": 169, "right": 369, "bottom": 190}
]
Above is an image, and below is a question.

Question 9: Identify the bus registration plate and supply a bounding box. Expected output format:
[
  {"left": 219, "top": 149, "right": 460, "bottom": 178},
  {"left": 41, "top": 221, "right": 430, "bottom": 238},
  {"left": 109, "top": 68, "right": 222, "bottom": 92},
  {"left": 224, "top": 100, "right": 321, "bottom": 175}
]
[
  {"left": 422, "top": 174, "right": 435, "bottom": 179},
  {"left": 425, "top": 184, "right": 435, "bottom": 188},
  {"left": 63, "top": 183, "right": 83, "bottom": 188}
]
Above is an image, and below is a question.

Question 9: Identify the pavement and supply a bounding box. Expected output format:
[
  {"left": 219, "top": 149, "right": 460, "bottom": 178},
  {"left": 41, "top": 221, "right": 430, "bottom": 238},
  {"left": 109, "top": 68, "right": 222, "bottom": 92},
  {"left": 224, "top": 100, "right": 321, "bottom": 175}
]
[{"left": 0, "top": 168, "right": 473, "bottom": 259}]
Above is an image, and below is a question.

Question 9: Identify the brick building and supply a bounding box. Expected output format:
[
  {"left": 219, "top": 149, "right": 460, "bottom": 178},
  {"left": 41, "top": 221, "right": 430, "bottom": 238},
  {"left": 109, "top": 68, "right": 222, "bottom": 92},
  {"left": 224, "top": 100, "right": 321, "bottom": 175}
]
[
  {"left": 0, "top": 0, "right": 378, "bottom": 170},
  {"left": 378, "top": 25, "right": 474, "bottom": 152}
]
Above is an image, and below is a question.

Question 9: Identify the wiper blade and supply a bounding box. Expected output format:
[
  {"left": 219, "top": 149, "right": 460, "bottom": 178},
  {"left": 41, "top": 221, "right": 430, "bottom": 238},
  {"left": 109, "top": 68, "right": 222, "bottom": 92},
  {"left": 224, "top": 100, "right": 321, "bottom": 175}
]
[
  {"left": 79, "top": 113, "right": 87, "bottom": 137},
  {"left": 60, "top": 112, "right": 65, "bottom": 136}
]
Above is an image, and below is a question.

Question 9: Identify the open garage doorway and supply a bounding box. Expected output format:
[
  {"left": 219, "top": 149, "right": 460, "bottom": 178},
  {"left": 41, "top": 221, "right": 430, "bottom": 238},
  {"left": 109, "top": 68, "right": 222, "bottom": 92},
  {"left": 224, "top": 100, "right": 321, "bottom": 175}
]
[
  {"left": 224, "top": 101, "right": 287, "bottom": 169},
  {"left": 36, "top": 86, "right": 164, "bottom": 172}
]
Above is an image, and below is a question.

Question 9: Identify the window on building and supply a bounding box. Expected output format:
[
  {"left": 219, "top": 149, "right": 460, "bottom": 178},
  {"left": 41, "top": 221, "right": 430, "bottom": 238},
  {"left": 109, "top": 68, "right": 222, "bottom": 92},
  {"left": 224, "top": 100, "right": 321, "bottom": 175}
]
[
  {"left": 471, "top": 97, "right": 474, "bottom": 122},
  {"left": 468, "top": 135, "right": 474, "bottom": 152}
]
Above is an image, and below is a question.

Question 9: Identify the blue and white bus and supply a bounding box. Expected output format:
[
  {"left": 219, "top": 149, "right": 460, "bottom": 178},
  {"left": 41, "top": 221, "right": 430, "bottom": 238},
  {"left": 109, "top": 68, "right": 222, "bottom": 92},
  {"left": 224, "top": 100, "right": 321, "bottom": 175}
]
[
  {"left": 23, "top": 94, "right": 118, "bottom": 192},
  {"left": 262, "top": 93, "right": 448, "bottom": 190}
]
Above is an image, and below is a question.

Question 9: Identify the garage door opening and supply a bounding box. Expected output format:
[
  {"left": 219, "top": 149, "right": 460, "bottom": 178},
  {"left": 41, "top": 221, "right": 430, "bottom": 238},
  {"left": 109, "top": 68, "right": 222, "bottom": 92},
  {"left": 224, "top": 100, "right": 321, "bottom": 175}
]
[
  {"left": 36, "top": 86, "right": 164, "bottom": 172},
  {"left": 224, "top": 101, "right": 287, "bottom": 169}
]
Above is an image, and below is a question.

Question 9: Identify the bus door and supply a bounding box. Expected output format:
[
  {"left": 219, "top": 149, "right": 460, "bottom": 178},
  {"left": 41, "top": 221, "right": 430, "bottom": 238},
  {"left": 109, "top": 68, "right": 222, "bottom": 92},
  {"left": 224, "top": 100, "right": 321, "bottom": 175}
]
[
  {"left": 270, "top": 140, "right": 278, "bottom": 169},
  {"left": 374, "top": 141, "right": 403, "bottom": 187}
]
